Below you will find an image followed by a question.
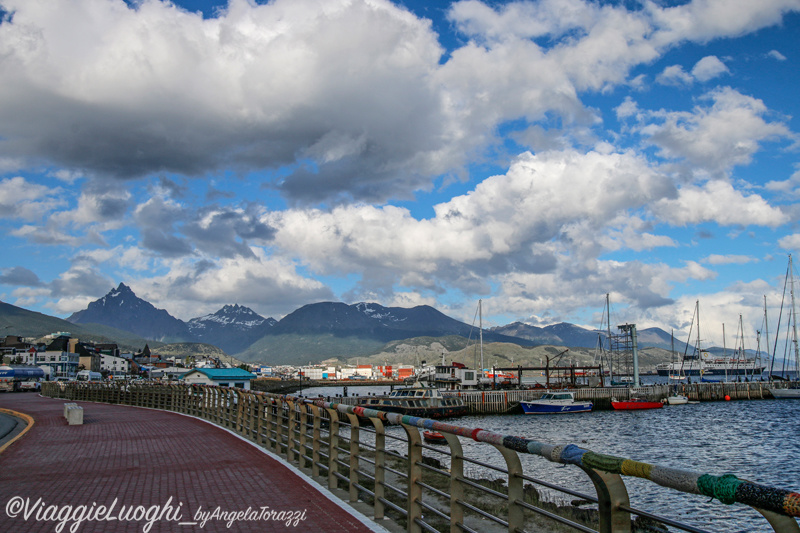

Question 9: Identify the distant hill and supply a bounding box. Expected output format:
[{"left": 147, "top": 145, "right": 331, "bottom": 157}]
[
  {"left": 0, "top": 299, "right": 156, "bottom": 353},
  {"left": 269, "top": 302, "right": 534, "bottom": 344},
  {"left": 492, "top": 321, "right": 689, "bottom": 352},
  {"left": 153, "top": 342, "right": 244, "bottom": 366},
  {"left": 230, "top": 302, "right": 537, "bottom": 364},
  {"left": 236, "top": 333, "right": 387, "bottom": 365}
]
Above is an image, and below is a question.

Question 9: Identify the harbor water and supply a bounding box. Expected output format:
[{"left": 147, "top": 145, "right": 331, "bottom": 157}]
[{"left": 300, "top": 384, "right": 800, "bottom": 532}]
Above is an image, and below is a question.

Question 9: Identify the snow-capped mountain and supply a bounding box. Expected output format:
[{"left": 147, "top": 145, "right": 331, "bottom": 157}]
[
  {"left": 67, "top": 284, "right": 277, "bottom": 352},
  {"left": 187, "top": 304, "right": 276, "bottom": 354}
]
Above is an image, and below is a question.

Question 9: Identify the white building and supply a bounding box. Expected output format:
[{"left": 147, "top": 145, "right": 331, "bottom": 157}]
[
  {"left": 300, "top": 367, "right": 323, "bottom": 380},
  {"left": 100, "top": 354, "right": 131, "bottom": 377}
]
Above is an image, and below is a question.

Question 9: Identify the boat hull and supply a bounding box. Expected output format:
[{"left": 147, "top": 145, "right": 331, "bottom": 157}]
[
  {"left": 423, "top": 431, "right": 447, "bottom": 443},
  {"left": 656, "top": 364, "right": 765, "bottom": 377},
  {"left": 520, "top": 400, "right": 593, "bottom": 414},
  {"left": 666, "top": 395, "right": 689, "bottom": 405},
  {"left": 356, "top": 403, "right": 469, "bottom": 419},
  {"left": 770, "top": 388, "right": 800, "bottom": 399},
  {"left": 611, "top": 400, "right": 663, "bottom": 410}
]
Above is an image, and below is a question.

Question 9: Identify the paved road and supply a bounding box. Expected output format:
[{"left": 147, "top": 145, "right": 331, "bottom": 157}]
[
  {"left": 0, "top": 394, "right": 387, "bottom": 532},
  {"left": 0, "top": 410, "right": 26, "bottom": 447}
]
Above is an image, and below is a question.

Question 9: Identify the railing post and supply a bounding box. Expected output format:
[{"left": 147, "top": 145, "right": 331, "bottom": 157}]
[
  {"left": 443, "top": 433, "right": 464, "bottom": 532},
  {"left": 580, "top": 467, "right": 632, "bottom": 533},
  {"left": 298, "top": 402, "right": 309, "bottom": 468},
  {"left": 202, "top": 387, "right": 211, "bottom": 420},
  {"left": 754, "top": 508, "right": 800, "bottom": 533},
  {"left": 275, "top": 399, "right": 286, "bottom": 456},
  {"left": 235, "top": 390, "right": 245, "bottom": 433},
  {"left": 401, "top": 423, "right": 423, "bottom": 533},
  {"left": 310, "top": 405, "right": 322, "bottom": 477},
  {"left": 265, "top": 398, "right": 277, "bottom": 452},
  {"left": 225, "top": 389, "right": 234, "bottom": 428},
  {"left": 370, "top": 417, "right": 386, "bottom": 520},
  {"left": 256, "top": 395, "right": 267, "bottom": 447},
  {"left": 493, "top": 444, "right": 523, "bottom": 532},
  {"left": 325, "top": 408, "right": 340, "bottom": 491},
  {"left": 345, "top": 413, "right": 360, "bottom": 503},
  {"left": 286, "top": 400, "right": 296, "bottom": 462},
  {"left": 245, "top": 392, "right": 256, "bottom": 441}
]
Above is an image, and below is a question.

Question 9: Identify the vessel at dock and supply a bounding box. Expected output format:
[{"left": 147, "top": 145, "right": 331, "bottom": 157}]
[
  {"left": 519, "top": 391, "right": 593, "bottom": 414},
  {"left": 656, "top": 300, "right": 765, "bottom": 378},
  {"left": 355, "top": 382, "right": 468, "bottom": 418},
  {"left": 656, "top": 358, "right": 765, "bottom": 377},
  {"left": 611, "top": 397, "right": 663, "bottom": 410}
]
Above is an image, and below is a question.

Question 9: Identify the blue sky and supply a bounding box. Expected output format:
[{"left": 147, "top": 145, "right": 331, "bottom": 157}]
[{"left": 1, "top": 0, "right": 799, "bottom": 352}]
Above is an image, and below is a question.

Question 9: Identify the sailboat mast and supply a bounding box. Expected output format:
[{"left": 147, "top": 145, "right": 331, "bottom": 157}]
[
  {"left": 763, "top": 295, "right": 770, "bottom": 376},
  {"left": 722, "top": 322, "right": 728, "bottom": 382},
  {"left": 670, "top": 329, "right": 675, "bottom": 382},
  {"left": 479, "top": 299, "right": 484, "bottom": 373},
  {"left": 695, "top": 300, "right": 702, "bottom": 378},
  {"left": 738, "top": 314, "right": 746, "bottom": 378},
  {"left": 790, "top": 255, "right": 800, "bottom": 374},
  {"left": 606, "top": 293, "right": 613, "bottom": 382}
]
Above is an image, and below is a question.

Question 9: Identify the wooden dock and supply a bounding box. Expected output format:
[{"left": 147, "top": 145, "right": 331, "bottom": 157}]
[{"left": 294, "top": 381, "right": 786, "bottom": 415}]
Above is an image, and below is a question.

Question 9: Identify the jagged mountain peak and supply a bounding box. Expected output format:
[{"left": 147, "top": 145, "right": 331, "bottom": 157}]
[
  {"left": 188, "top": 304, "right": 272, "bottom": 328},
  {"left": 186, "top": 304, "right": 276, "bottom": 354},
  {"left": 66, "top": 282, "right": 189, "bottom": 343},
  {"left": 84, "top": 283, "right": 150, "bottom": 310}
]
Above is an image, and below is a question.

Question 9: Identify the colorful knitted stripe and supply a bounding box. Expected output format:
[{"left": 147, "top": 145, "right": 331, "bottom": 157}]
[{"left": 276, "top": 392, "right": 800, "bottom": 519}]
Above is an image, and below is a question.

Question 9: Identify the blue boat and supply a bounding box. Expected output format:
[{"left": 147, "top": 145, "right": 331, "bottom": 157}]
[{"left": 520, "top": 392, "right": 593, "bottom": 414}]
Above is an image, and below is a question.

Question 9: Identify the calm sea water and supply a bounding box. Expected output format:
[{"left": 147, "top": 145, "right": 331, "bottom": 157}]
[{"left": 300, "top": 384, "right": 800, "bottom": 532}]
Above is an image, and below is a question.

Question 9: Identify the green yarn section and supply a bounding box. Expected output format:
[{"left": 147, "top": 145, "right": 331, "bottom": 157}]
[
  {"left": 697, "top": 474, "right": 743, "bottom": 505},
  {"left": 581, "top": 451, "right": 626, "bottom": 474}
]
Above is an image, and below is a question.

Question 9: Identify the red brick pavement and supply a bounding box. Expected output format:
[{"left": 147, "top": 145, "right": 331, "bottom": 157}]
[{"left": 0, "top": 394, "right": 387, "bottom": 533}]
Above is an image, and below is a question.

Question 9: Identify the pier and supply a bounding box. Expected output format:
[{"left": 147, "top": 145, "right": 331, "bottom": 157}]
[
  {"left": 30, "top": 381, "right": 800, "bottom": 532},
  {"left": 315, "top": 381, "right": 783, "bottom": 414},
  {"left": 252, "top": 378, "right": 408, "bottom": 395}
]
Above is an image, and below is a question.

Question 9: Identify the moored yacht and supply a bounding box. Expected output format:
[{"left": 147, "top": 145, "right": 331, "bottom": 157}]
[{"left": 356, "top": 382, "right": 468, "bottom": 418}]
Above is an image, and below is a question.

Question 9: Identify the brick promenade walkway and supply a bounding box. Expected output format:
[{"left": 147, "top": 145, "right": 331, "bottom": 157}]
[{"left": 0, "top": 394, "right": 388, "bottom": 533}]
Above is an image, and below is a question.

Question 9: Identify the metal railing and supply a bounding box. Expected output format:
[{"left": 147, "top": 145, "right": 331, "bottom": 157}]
[{"left": 41, "top": 381, "right": 800, "bottom": 533}]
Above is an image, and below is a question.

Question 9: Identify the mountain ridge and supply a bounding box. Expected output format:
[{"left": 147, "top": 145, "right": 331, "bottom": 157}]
[{"left": 24, "top": 282, "right": 696, "bottom": 364}]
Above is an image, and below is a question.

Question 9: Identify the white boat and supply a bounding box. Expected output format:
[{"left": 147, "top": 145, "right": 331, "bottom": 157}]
[
  {"left": 656, "top": 357, "right": 765, "bottom": 377},
  {"left": 771, "top": 387, "right": 800, "bottom": 399},
  {"left": 666, "top": 330, "right": 690, "bottom": 405},
  {"left": 666, "top": 395, "right": 689, "bottom": 405},
  {"left": 520, "top": 392, "right": 593, "bottom": 414}
]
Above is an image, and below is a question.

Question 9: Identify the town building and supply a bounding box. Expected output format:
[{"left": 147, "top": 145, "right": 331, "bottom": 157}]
[
  {"left": 181, "top": 368, "right": 257, "bottom": 389},
  {"left": 100, "top": 354, "right": 132, "bottom": 378},
  {"left": 20, "top": 335, "right": 80, "bottom": 380}
]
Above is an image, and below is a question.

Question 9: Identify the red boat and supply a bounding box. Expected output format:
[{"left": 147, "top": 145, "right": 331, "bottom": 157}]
[
  {"left": 611, "top": 398, "right": 663, "bottom": 410},
  {"left": 423, "top": 430, "right": 447, "bottom": 443}
]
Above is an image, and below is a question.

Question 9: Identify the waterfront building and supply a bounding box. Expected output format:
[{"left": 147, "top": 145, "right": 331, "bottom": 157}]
[{"left": 182, "top": 368, "right": 257, "bottom": 389}]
